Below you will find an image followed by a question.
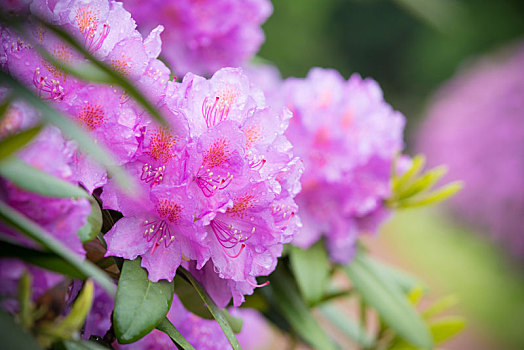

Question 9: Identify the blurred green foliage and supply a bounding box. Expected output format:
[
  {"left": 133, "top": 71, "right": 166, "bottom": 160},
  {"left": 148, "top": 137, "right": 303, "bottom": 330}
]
[
  {"left": 260, "top": 0, "right": 524, "bottom": 138},
  {"left": 384, "top": 207, "right": 524, "bottom": 349}
]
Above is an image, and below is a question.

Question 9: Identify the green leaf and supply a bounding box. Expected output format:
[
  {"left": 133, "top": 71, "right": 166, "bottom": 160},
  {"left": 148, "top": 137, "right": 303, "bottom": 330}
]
[
  {"left": 289, "top": 240, "right": 330, "bottom": 305},
  {"left": 265, "top": 265, "right": 336, "bottom": 350},
  {"left": 364, "top": 257, "right": 426, "bottom": 294},
  {"left": 156, "top": 317, "right": 196, "bottom": 350},
  {"left": 399, "top": 182, "right": 463, "bottom": 208},
  {"left": 178, "top": 267, "right": 242, "bottom": 350},
  {"left": 422, "top": 295, "right": 458, "bottom": 319},
  {"left": 0, "top": 125, "right": 42, "bottom": 161},
  {"left": 113, "top": 258, "right": 174, "bottom": 344},
  {"left": 407, "top": 285, "right": 425, "bottom": 305},
  {"left": 0, "top": 201, "right": 115, "bottom": 295},
  {"left": 319, "top": 303, "right": 375, "bottom": 348},
  {"left": 311, "top": 289, "right": 352, "bottom": 307},
  {"left": 18, "top": 271, "right": 34, "bottom": 330},
  {"left": 173, "top": 273, "right": 213, "bottom": 320},
  {"left": 76, "top": 199, "right": 102, "bottom": 243},
  {"left": 0, "top": 71, "right": 136, "bottom": 194},
  {"left": 0, "top": 154, "right": 105, "bottom": 249},
  {"left": 223, "top": 309, "right": 243, "bottom": 334},
  {"left": 37, "top": 280, "right": 94, "bottom": 346},
  {"left": 0, "top": 238, "right": 85, "bottom": 279},
  {"left": 393, "top": 154, "right": 425, "bottom": 193},
  {"left": 396, "top": 166, "right": 447, "bottom": 201},
  {"left": 0, "top": 309, "right": 42, "bottom": 350},
  {"left": 429, "top": 316, "right": 466, "bottom": 344},
  {"left": 0, "top": 156, "right": 89, "bottom": 199},
  {"left": 343, "top": 252, "right": 432, "bottom": 349},
  {"left": 389, "top": 316, "right": 466, "bottom": 350},
  {"left": 60, "top": 339, "right": 109, "bottom": 350}
]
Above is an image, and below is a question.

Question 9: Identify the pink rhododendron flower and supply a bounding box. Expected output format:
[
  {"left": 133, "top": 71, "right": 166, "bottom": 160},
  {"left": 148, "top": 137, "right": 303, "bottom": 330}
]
[
  {"left": 121, "top": 0, "right": 272, "bottom": 76},
  {"left": 274, "top": 67, "right": 405, "bottom": 263},
  {"left": 103, "top": 67, "right": 302, "bottom": 306}
]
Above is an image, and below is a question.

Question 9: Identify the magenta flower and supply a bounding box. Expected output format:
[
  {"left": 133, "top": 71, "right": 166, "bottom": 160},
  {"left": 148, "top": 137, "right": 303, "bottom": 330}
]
[
  {"left": 103, "top": 67, "right": 301, "bottom": 306},
  {"left": 103, "top": 183, "right": 208, "bottom": 282},
  {"left": 276, "top": 68, "right": 405, "bottom": 263},
  {"left": 417, "top": 42, "right": 524, "bottom": 259},
  {"left": 121, "top": 0, "right": 272, "bottom": 76}
]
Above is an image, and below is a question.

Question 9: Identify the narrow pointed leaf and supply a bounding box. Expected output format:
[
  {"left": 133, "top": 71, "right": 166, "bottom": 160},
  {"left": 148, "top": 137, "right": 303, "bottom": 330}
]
[
  {"left": 393, "top": 154, "right": 425, "bottom": 192},
  {"left": 173, "top": 274, "right": 213, "bottom": 319},
  {"left": 396, "top": 166, "right": 447, "bottom": 201},
  {"left": 289, "top": 240, "right": 330, "bottom": 305},
  {"left": 113, "top": 258, "right": 174, "bottom": 344},
  {"left": 400, "top": 182, "right": 463, "bottom": 208},
  {"left": 266, "top": 266, "right": 336, "bottom": 350},
  {"left": 430, "top": 316, "right": 466, "bottom": 344},
  {"left": 0, "top": 156, "right": 89, "bottom": 199},
  {"left": 365, "top": 257, "right": 426, "bottom": 294},
  {"left": 0, "top": 201, "right": 115, "bottom": 295},
  {"left": 343, "top": 252, "right": 432, "bottom": 349},
  {"left": 0, "top": 125, "right": 42, "bottom": 161},
  {"left": 319, "top": 303, "right": 375, "bottom": 348},
  {"left": 156, "top": 317, "right": 196, "bottom": 350},
  {"left": 0, "top": 238, "right": 85, "bottom": 279},
  {"left": 422, "top": 295, "right": 458, "bottom": 319},
  {"left": 177, "top": 267, "right": 241, "bottom": 350}
]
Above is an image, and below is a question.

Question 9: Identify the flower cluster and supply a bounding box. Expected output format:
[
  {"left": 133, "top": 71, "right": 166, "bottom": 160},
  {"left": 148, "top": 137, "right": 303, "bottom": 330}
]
[
  {"left": 121, "top": 0, "right": 272, "bottom": 76},
  {"left": 1, "top": 0, "right": 300, "bottom": 308},
  {"left": 417, "top": 42, "right": 524, "bottom": 259},
  {"left": 103, "top": 67, "right": 301, "bottom": 306},
  {"left": 0, "top": 0, "right": 426, "bottom": 348},
  {"left": 248, "top": 67, "right": 405, "bottom": 263}
]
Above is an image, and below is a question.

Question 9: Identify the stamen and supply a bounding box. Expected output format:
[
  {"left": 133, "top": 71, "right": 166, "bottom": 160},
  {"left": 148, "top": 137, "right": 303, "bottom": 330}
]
[
  {"left": 195, "top": 167, "right": 233, "bottom": 197},
  {"left": 140, "top": 163, "right": 165, "bottom": 186},
  {"left": 143, "top": 220, "right": 176, "bottom": 254},
  {"left": 201, "top": 86, "right": 238, "bottom": 127},
  {"left": 271, "top": 204, "right": 295, "bottom": 229},
  {"left": 210, "top": 219, "right": 252, "bottom": 258},
  {"left": 247, "top": 279, "right": 270, "bottom": 288},
  {"left": 32, "top": 68, "right": 64, "bottom": 101},
  {"left": 75, "top": 6, "right": 110, "bottom": 52}
]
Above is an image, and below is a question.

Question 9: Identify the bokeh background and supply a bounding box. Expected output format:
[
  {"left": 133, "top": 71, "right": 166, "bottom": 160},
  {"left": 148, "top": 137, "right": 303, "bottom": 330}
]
[{"left": 257, "top": 0, "right": 524, "bottom": 349}]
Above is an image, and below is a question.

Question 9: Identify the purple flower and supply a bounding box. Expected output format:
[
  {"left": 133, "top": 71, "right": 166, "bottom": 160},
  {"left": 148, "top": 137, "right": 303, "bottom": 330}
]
[
  {"left": 121, "top": 0, "right": 273, "bottom": 76},
  {"left": 277, "top": 68, "right": 405, "bottom": 263},
  {"left": 103, "top": 67, "right": 301, "bottom": 306},
  {"left": 2, "top": 0, "right": 176, "bottom": 193},
  {"left": 417, "top": 42, "right": 524, "bottom": 259}
]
